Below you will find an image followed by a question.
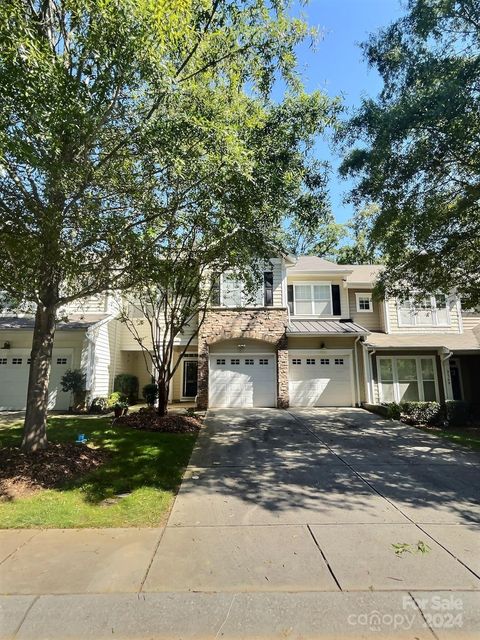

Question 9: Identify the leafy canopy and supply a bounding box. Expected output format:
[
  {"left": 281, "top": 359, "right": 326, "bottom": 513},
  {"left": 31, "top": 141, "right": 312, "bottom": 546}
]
[{"left": 340, "top": 0, "right": 480, "bottom": 306}]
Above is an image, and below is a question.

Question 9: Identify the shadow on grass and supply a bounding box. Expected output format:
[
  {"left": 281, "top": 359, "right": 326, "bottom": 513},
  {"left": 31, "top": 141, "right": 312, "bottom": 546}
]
[{"left": 0, "top": 415, "right": 196, "bottom": 505}]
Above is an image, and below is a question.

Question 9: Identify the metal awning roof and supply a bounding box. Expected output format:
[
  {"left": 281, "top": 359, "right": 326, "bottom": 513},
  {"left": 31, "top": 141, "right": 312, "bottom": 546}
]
[{"left": 287, "top": 319, "right": 369, "bottom": 335}]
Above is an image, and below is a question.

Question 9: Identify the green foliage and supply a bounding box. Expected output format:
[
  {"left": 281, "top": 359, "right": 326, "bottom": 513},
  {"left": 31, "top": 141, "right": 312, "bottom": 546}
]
[
  {"left": 113, "top": 374, "right": 139, "bottom": 404},
  {"left": 392, "top": 541, "right": 431, "bottom": 556},
  {"left": 400, "top": 401, "right": 443, "bottom": 426},
  {"left": 340, "top": 0, "right": 480, "bottom": 306},
  {"left": 89, "top": 397, "right": 108, "bottom": 415},
  {"left": 445, "top": 401, "right": 472, "bottom": 428},
  {"left": 60, "top": 369, "right": 85, "bottom": 394},
  {"left": 383, "top": 402, "right": 401, "bottom": 420},
  {"left": 107, "top": 392, "right": 128, "bottom": 408},
  {"left": 143, "top": 383, "right": 158, "bottom": 407},
  {"left": 335, "top": 205, "right": 383, "bottom": 265}
]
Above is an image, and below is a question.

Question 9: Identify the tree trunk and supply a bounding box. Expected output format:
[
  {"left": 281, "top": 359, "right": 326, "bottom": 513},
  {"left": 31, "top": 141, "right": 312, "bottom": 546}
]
[
  {"left": 157, "top": 378, "right": 169, "bottom": 417},
  {"left": 21, "top": 304, "right": 57, "bottom": 452}
]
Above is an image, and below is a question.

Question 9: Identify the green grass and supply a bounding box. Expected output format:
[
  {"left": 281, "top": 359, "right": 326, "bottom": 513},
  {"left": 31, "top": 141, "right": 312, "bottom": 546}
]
[
  {"left": 436, "top": 428, "right": 480, "bottom": 451},
  {"left": 0, "top": 415, "right": 197, "bottom": 529}
]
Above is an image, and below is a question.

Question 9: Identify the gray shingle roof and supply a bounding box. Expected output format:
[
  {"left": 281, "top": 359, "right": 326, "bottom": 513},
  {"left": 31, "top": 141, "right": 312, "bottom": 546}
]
[
  {"left": 287, "top": 319, "right": 369, "bottom": 335},
  {"left": 0, "top": 314, "right": 109, "bottom": 330}
]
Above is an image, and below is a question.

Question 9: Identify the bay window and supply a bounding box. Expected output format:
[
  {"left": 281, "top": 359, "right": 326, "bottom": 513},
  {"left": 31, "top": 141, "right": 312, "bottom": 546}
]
[
  {"left": 293, "top": 284, "right": 332, "bottom": 316},
  {"left": 377, "top": 356, "right": 439, "bottom": 403},
  {"left": 397, "top": 295, "right": 450, "bottom": 327}
]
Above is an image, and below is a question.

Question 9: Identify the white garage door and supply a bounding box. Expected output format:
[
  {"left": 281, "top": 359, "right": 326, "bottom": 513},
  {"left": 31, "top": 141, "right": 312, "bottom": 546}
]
[
  {"left": 209, "top": 354, "right": 276, "bottom": 408},
  {"left": 289, "top": 353, "right": 354, "bottom": 407},
  {"left": 0, "top": 349, "right": 73, "bottom": 411}
]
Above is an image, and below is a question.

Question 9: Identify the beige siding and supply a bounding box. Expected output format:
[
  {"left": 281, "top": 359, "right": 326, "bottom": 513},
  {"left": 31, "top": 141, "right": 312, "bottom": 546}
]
[
  {"left": 210, "top": 338, "right": 276, "bottom": 354},
  {"left": 287, "top": 336, "right": 357, "bottom": 350},
  {"left": 64, "top": 294, "right": 109, "bottom": 315},
  {"left": 0, "top": 329, "right": 85, "bottom": 369},
  {"left": 462, "top": 314, "right": 480, "bottom": 331},
  {"left": 385, "top": 297, "right": 460, "bottom": 334},
  {"left": 348, "top": 290, "right": 382, "bottom": 331},
  {"left": 269, "top": 258, "right": 284, "bottom": 307}
]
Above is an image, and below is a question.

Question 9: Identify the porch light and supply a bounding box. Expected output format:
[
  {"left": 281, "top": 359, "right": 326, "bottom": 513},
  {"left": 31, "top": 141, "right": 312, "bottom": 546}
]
[{"left": 237, "top": 344, "right": 246, "bottom": 352}]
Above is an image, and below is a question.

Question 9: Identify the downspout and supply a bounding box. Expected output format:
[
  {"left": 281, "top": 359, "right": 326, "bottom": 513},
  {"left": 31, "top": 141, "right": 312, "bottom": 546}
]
[
  {"left": 353, "top": 336, "right": 361, "bottom": 407},
  {"left": 441, "top": 348, "right": 453, "bottom": 401}
]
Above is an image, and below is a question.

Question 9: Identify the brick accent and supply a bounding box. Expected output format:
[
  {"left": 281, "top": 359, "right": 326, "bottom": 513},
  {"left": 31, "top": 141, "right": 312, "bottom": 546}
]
[{"left": 196, "top": 308, "right": 289, "bottom": 410}]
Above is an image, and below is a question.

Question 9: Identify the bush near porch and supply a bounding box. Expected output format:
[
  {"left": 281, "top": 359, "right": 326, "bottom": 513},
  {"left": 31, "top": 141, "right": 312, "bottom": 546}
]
[{"left": 0, "top": 415, "right": 196, "bottom": 529}]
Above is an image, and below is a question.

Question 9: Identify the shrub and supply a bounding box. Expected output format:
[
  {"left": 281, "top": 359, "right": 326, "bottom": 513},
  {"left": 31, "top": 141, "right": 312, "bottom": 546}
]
[
  {"left": 444, "top": 401, "right": 472, "bottom": 428},
  {"left": 107, "top": 391, "right": 128, "bottom": 408},
  {"left": 382, "top": 402, "right": 401, "bottom": 420},
  {"left": 113, "top": 374, "right": 139, "bottom": 404},
  {"left": 60, "top": 369, "right": 86, "bottom": 409},
  {"left": 89, "top": 397, "right": 109, "bottom": 414},
  {"left": 400, "top": 401, "right": 444, "bottom": 426},
  {"left": 143, "top": 383, "right": 158, "bottom": 406}
]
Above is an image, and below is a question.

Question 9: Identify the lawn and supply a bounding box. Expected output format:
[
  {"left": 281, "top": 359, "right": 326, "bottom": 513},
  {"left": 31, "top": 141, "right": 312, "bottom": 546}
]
[
  {"left": 0, "top": 415, "right": 197, "bottom": 528},
  {"left": 435, "top": 427, "right": 480, "bottom": 451}
]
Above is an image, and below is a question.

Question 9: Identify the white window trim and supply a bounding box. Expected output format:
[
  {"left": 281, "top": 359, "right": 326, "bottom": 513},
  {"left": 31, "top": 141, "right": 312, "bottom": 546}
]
[
  {"left": 292, "top": 281, "right": 333, "bottom": 317},
  {"left": 396, "top": 295, "right": 451, "bottom": 327},
  {"left": 355, "top": 292, "right": 373, "bottom": 313},
  {"left": 377, "top": 355, "right": 440, "bottom": 403},
  {"left": 181, "top": 355, "right": 198, "bottom": 400}
]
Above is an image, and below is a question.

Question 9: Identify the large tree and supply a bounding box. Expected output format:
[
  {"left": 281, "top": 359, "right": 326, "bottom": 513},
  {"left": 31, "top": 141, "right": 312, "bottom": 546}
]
[
  {"left": 340, "top": 0, "right": 480, "bottom": 304},
  {"left": 0, "top": 0, "right": 323, "bottom": 451}
]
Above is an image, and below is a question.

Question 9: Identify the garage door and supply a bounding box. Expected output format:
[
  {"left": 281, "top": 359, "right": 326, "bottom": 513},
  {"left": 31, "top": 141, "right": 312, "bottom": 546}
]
[
  {"left": 209, "top": 354, "right": 276, "bottom": 408},
  {"left": 289, "top": 353, "right": 353, "bottom": 407},
  {"left": 0, "top": 350, "right": 73, "bottom": 411}
]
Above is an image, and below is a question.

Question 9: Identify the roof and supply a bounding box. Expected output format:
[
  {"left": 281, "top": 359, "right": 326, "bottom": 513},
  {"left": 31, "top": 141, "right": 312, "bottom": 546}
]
[
  {"left": 0, "top": 314, "right": 110, "bottom": 331},
  {"left": 287, "top": 319, "right": 369, "bottom": 335},
  {"left": 344, "top": 264, "right": 383, "bottom": 286},
  {"left": 365, "top": 330, "right": 480, "bottom": 352},
  {"left": 287, "top": 256, "right": 353, "bottom": 274}
]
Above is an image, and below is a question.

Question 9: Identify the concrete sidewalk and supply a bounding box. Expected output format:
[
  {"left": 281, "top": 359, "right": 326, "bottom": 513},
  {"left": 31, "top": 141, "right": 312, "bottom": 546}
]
[{"left": 1, "top": 407, "right": 480, "bottom": 638}]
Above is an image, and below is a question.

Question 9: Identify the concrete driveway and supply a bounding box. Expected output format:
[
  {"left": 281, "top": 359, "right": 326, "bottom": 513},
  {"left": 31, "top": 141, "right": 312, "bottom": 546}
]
[{"left": 2, "top": 407, "right": 480, "bottom": 638}]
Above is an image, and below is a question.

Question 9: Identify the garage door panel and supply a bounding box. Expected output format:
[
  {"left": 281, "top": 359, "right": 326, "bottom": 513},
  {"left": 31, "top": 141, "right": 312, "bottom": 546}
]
[
  {"left": 209, "top": 355, "right": 275, "bottom": 408},
  {"left": 289, "top": 354, "right": 352, "bottom": 407}
]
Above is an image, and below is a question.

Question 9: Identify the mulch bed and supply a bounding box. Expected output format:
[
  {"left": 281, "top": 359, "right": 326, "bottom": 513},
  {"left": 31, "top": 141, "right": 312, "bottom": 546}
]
[
  {"left": 115, "top": 411, "right": 201, "bottom": 433},
  {"left": 0, "top": 443, "right": 109, "bottom": 500}
]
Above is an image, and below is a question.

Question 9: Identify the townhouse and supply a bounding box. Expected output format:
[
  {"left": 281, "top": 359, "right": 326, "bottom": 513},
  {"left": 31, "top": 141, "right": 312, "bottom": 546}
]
[{"left": 0, "top": 255, "right": 479, "bottom": 411}]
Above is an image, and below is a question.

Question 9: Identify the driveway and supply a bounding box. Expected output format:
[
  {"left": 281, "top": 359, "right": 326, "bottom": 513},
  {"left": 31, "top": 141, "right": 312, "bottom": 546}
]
[{"left": 144, "top": 407, "right": 480, "bottom": 596}]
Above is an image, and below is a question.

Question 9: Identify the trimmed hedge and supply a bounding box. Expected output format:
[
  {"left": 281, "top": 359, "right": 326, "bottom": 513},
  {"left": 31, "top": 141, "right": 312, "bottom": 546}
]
[
  {"left": 113, "top": 374, "right": 139, "bottom": 404},
  {"left": 400, "top": 401, "right": 444, "bottom": 426},
  {"left": 377, "top": 400, "right": 475, "bottom": 428},
  {"left": 142, "top": 383, "right": 158, "bottom": 406}
]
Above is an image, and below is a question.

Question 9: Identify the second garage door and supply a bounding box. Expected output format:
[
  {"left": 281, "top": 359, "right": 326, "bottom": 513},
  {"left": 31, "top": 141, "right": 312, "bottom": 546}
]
[
  {"left": 209, "top": 354, "right": 276, "bottom": 408},
  {"left": 289, "top": 353, "right": 354, "bottom": 407}
]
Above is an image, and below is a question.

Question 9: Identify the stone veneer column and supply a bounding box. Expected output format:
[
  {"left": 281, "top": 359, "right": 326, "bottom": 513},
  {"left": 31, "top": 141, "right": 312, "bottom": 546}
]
[
  {"left": 196, "top": 342, "right": 209, "bottom": 410},
  {"left": 276, "top": 335, "right": 289, "bottom": 408}
]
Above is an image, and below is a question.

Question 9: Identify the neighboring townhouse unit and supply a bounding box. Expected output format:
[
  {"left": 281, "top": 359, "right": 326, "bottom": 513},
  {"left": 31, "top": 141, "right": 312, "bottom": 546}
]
[{"left": 0, "top": 255, "right": 479, "bottom": 410}]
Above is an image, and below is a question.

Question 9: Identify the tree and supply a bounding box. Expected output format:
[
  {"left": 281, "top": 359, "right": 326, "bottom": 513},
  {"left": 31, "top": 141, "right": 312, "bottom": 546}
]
[
  {"left": 340, "top": 0, "right": 480, "bottom": 304},
  {"left": 118, "top": 91, "right": 336, "bottom": 416},
  {"left": 0, "top": 0, "right": 322, "bottom": 450},
  {"left": 335, "top": 205, "right": 383, "bottom": 264}
]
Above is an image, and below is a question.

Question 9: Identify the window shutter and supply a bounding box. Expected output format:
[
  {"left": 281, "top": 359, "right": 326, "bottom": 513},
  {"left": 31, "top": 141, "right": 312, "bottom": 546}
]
[
  {"left": 331, "top": 284, "right": 341, "bottom": 316},
  {"left": 287, "top": 284, "right": 294, "bottom": 314},
  {"left": 211, "top": 275, "right": 221, "bottom": 306},
  {"left": 264, "top": 271, "right": 274, "bottom": 306}
]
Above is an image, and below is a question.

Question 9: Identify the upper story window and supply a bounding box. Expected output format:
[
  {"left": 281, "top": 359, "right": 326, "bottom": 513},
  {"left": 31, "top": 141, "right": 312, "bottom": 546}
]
[
  {"left": 213, "top": 272, "right": 273, "bottom": 308},
  {"left": 292, "top": 283, "right": 332, "bottom": 316},
  {"left": 356, "top": 293, "right": 373, "bottom": 313},
  {"left": 397, "top": 294, "right": 450, "bottom": 327}
]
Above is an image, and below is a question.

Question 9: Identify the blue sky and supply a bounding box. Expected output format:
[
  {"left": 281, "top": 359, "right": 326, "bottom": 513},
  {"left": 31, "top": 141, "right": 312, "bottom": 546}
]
[{"left": 290, "top": 0, "right": 405, "bottom": 224}]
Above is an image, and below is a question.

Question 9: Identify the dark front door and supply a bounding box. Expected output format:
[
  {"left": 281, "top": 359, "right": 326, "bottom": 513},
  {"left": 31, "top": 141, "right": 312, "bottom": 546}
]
[
  {"left": 449, "top": 360, "right": 462, "bottom": 400},
  {"left": 183, "top": 360, "right": 198, "bottom": 397}
]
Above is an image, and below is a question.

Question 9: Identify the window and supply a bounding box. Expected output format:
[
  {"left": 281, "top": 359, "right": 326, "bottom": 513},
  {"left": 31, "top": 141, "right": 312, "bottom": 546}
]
[
  {"left": 320, "top": 358, "right": 330, "bottom": 365},
  {"left": 334, "top": 358, "right": 344, "bottom": 365},
  {"left": 306, "top": 358, "right": 316, "bottom": 365},
  {"left": 220, "top": 273, "right": 264, "bottom": 308},
  {"left": 27, "top": 358, "right": 31, "bottom": 364},
  {"left": 56, "top": 357, "right": 67, "bottom": 365},
  {"left": 378, "top": 356, "right": 438, "bottom": 403},
  {"left": 0, "top": 358, "right": 7, "bottom": 365},
  {"left": 245, "top": 359, "right": 254, "bottom": 365},
  {"left": 12, "top": 358, "right": 22, "bottom": 365},
  {"left": 216, "top": 359, "right": 225, "bottom": 365},
  {"left": 230, "top": 359, "right": 240, "bottom": 365},
  {"left": 292, "top": 358, "right": 301, "bottom": 365},
  {"left": 259, "top": 358, "right": 269, "bottom": 365},
  {"left": 397, "top": 295, "right": 450, "bottom": 327},
  {"left": 356, "top": 293, "right": 373, "bottom": 312},
  {"left": 293, "top": 284, "right": 332, "bottom": 316}
]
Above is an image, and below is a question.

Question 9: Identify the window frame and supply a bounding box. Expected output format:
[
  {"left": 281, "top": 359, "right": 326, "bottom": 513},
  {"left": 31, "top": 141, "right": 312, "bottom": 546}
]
[
  {"left": 218, "top": 273, "right": 265, "bottom": 308},
  {"left": 355, "top": 292, "right": 373, "bottom": 313},
  {"left": 292, "top": 282, "right": 333, "bottom": 317},
  {"left": 377, "top": 355, "right": 439, "bottom": 403},
  {"left": 396, "top": 295, "right": 451, "bottom": 327}
]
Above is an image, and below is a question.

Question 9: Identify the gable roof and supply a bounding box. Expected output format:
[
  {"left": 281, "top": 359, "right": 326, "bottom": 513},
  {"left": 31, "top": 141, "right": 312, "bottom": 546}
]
[
  {"left": 344, "top": 264, "right": 383, "bottom": 286},
  {"left": 287, "top": 256, "right": 353, "bottom": 274}
]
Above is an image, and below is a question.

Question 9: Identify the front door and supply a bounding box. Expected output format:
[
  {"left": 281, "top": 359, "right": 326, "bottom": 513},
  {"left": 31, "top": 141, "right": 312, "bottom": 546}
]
[
  {"left": 449, "top": 359, "right": 463, "bottom": 400},
  {"left": 183, "top": 360, "right": 198, "bottom": 398}
]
